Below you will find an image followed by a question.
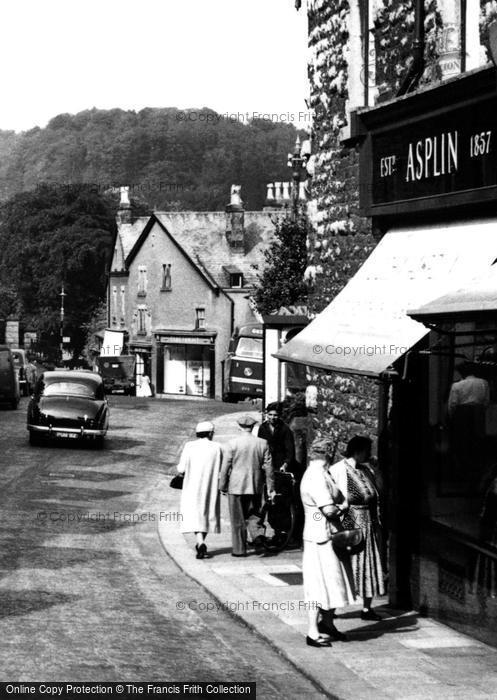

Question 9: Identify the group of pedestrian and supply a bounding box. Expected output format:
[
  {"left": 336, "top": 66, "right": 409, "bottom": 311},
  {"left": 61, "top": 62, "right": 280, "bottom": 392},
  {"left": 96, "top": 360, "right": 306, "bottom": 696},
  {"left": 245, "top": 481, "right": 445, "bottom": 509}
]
[
  {"left": 175, "top": 404, "right": 385, "bottom": 647},
  {"left": 301, "top": 435, "right": 385, "bottom": 647}
]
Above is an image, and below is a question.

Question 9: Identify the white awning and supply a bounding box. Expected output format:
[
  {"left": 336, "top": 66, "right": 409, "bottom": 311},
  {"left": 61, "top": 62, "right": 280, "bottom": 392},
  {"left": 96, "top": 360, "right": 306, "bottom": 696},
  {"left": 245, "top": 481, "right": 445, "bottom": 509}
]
[
  {"left": 100, "top": 330, "right": 124, "bottom": 357},
  {"left": 275, "top": 219, "right": 497, "bottom": 376}
]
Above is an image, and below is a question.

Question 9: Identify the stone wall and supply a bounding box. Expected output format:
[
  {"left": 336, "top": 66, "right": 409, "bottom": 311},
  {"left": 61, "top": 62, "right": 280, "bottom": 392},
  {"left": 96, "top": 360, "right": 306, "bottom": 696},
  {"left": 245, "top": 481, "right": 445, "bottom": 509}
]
[{"left": 306, "top": 0, "right": 378, "bottom": 455}]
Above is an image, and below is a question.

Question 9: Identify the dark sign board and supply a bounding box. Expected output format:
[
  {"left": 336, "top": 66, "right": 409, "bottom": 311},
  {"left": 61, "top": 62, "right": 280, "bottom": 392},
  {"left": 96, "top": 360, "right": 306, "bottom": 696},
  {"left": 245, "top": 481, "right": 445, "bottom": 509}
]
[{"left": 357, "top": 68, "right": 497, "bottom": 217}]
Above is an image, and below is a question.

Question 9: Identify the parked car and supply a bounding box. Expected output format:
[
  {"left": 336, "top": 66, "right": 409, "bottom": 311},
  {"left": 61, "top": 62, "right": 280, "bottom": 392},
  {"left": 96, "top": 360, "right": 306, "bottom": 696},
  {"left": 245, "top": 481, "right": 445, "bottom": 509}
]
[
  {"left": 27, "top": 370, "right": 109, "bottom": 447},
  {"left": 0, "top": 345, "right": 20, "bottom": 409},
  {"left": 11, "top": 349, "right": 31, "bottom": 396},
  {"left": 95, "top": 355, "right": 136, "bottom": 395}
]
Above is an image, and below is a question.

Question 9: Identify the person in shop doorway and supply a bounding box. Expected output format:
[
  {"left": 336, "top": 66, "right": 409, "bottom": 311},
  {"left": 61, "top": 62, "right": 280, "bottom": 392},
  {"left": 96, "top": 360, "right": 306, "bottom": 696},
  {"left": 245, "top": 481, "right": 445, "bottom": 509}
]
[
  {"left": 136, "top": 373, "right": 152, "bottom": 397},
  {"left": 219, "top": 415, "right": 275, "bottom": 557},
  {"left": 328, "top": 435, "right": 385, "bottom": 621},
  {"left": 176, "top": 421, "right": 223, "bottom": 559},
  {"left": 448, "top": 360, "right": 489, "bottom": 481}
]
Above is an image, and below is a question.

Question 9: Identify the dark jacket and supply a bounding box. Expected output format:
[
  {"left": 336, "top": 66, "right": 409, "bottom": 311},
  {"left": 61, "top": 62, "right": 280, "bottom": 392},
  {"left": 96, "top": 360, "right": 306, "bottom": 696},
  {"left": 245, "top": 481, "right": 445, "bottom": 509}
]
[{"left": 258, "top": 420, "right": 295, "bottom": 471}]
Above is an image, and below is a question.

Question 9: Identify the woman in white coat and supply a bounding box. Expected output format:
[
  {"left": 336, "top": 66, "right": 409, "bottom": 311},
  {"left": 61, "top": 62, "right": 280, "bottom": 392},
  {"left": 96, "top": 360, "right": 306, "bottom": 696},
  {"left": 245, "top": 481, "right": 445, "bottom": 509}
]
[
  {"left": 177, "top": 421, "right": 223, "bottom": 559},
  {"left": 300, "top": 444, "right": 357, "bottom": 647}
]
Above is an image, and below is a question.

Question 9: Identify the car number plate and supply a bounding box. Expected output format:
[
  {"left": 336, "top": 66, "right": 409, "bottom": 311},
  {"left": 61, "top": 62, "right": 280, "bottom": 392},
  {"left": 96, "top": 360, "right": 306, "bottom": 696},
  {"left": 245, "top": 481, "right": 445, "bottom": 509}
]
[{"left": 56, "top": 432, "right": 78, "bottom": 439}]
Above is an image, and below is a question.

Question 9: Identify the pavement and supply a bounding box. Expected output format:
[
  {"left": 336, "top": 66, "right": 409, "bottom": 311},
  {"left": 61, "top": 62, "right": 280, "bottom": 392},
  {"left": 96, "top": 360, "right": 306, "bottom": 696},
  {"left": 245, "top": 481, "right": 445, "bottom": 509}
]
[{"left": 158, "top": 409, "right": 497, "bottom": 700}]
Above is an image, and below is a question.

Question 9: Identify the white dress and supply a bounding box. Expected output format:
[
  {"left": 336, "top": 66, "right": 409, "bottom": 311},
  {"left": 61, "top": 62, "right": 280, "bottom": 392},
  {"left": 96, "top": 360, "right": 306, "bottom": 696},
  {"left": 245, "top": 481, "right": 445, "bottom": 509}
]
[
  {"left": 178, "top": 438, "right": 222, "bottom": 533},
  {"left": 136, "top": 375, "right": 152, "bottom": 397},
  {"left": 300, "top": 460, "right": 357, "bottom": 610}
]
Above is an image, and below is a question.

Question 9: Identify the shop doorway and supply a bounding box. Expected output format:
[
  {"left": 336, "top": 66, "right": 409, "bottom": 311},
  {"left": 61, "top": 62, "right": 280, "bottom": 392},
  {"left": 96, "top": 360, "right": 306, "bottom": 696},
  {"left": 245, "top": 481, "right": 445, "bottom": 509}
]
[{"left": 163, "top": 344, "right": 213, "bottom": 397}]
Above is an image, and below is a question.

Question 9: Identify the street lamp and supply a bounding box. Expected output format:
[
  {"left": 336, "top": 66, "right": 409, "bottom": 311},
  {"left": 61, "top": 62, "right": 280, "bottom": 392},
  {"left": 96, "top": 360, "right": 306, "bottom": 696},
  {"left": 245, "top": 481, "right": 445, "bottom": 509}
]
[{"left": 287, "top": 136, "right": 307, "bottom": 218}]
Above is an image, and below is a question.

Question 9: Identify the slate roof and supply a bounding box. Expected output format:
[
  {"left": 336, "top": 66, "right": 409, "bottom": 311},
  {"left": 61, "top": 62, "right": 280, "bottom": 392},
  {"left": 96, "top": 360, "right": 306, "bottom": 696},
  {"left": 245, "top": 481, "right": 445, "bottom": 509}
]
[
  {"left": 111, "top": 217, "right": 149, "bottom": 271},
  {"left": 113, "top": 210, "right": 277, "bottom": 287}
]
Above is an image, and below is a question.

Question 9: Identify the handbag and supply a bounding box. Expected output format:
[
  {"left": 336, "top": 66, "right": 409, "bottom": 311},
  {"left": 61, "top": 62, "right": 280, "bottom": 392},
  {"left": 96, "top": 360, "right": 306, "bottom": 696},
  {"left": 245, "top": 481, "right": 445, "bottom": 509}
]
[
  {"left": 330, "top": 511, "right": 365, "bottom": 555},
  {"left": 330, "top": 527, "right": 364, "bottom": 555},
  {"left": 169, "top": 474, "right": 184, "bottom": 490}
]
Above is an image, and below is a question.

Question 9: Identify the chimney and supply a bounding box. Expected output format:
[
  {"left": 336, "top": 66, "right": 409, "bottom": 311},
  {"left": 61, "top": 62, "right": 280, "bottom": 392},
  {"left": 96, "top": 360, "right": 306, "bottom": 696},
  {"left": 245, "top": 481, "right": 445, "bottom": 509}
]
[
  {"left": 117, "top": 186, "right": 132, "bottom": 225},
  {"left": 225, "top": 185, "right": 245, "bottom": 253}
]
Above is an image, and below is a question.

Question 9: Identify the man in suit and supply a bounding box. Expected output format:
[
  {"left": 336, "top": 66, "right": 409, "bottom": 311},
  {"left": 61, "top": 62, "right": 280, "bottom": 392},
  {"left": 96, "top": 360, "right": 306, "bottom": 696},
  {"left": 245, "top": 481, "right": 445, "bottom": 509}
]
[{"left": 220, "top": 415, "right": 275, "bottom": 557}]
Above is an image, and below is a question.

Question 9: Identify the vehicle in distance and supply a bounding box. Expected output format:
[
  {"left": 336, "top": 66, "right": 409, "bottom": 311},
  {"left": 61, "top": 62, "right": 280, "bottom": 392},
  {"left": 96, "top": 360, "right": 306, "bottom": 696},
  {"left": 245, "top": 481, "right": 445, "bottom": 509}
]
[
  {"left": 27, "top": 370, "right": 109, "bottom": 447},
  {"left": 11, "top": 348, "right": 31, "bottom": 396},
  {"left": 223, "top": 323, "right": 263, "bottom": 402},
  {"left": 95, "top": 355, "right": 136, "bottom": 395},
  {"left": 0, "top": 345, "right": 20, "bottom": 409}
]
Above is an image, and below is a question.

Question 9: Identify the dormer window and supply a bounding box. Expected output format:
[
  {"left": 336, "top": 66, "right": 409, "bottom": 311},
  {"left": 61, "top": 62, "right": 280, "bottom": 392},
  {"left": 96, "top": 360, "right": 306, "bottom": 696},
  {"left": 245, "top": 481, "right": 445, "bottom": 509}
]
[{"left": 230, "top": 272, "right": 243, "bottom": 288}]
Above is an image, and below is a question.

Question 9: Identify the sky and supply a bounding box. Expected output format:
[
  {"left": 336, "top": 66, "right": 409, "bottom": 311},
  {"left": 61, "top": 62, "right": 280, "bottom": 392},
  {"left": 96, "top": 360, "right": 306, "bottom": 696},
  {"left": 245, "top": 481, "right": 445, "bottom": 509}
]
[{"left": 0, "top": 0, "right": 309, "bottom": 133}]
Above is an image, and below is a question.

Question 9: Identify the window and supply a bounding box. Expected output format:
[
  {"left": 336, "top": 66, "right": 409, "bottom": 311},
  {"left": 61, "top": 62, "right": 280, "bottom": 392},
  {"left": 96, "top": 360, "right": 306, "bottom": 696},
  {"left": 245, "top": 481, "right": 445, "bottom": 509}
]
[
  {"left": 195, "top": 307, "right": 206, "bottom": 330},
  {"left": 120, "top": 285, "right": 126, "bottom": 316},
  {"left": 138, "top": 266, "right": 147, "bottom": 296},
  {"left": 230, "top": 272, "right": 243, "bottom": 288},
  {"left": 235, "top": 337, "right": 263, "bottom": 359},
  {"left": 162, "top": 264, "right": 172, "bottom": 290},
  {"left": 138, "top": 308, "right": 147, "bottom": 334}
]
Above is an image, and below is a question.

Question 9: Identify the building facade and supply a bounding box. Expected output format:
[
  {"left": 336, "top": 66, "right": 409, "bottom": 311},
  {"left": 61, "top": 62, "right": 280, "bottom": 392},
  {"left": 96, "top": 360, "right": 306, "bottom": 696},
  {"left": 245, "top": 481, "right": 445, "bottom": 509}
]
[
  {"left": 107, "top": 187, "right": 276, "bottom": 399},
  {"left": 280, "top": 0, "right": 497, "bottom": 644}
]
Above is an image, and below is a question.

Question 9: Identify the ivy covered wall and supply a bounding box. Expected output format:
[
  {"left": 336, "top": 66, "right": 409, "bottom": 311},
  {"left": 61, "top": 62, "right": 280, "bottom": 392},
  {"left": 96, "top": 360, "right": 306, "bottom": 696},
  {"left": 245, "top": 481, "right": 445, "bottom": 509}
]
[{"left": 306, "top": 0, "right": 378, "bottom": 454}]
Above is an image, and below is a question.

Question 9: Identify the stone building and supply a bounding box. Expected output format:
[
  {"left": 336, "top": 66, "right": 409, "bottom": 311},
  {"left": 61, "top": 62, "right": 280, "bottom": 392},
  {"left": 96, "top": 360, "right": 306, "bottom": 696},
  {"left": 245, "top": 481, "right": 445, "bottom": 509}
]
[
  {"left": 108, "top": 186, "right": 276, "bottom": 399},
  {"left": 283, "top": 0, "right": 495, "bottom": 452},
  {"left": 281, "top": 0, "right": 497, "bottom": 644}
]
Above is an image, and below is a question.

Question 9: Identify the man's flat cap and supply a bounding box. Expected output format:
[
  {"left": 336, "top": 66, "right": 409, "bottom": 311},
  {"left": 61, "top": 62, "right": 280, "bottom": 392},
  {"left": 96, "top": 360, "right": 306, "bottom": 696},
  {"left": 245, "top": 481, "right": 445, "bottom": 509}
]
[{"left": 237, "top": 414, "right": 257, "bottom": 427}]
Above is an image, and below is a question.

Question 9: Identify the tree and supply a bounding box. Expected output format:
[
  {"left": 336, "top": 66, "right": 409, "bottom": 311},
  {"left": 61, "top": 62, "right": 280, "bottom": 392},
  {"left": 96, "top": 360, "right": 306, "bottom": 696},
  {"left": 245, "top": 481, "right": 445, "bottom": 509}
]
[
  {"left": 0, "top": 184, "right": 115, "bottom": 357},
  {"left": 253, "top": 213, "right": 310, "bottom": 316}
]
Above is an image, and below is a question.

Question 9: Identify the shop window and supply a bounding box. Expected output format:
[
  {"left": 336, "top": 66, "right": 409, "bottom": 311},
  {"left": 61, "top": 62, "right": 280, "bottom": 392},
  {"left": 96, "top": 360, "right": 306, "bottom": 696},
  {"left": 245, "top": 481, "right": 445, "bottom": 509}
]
[
  {"left": 195, "top": 307, "right": 206, "bottom": 330},
  {"left": 422, "top": 322, "right": 497, "bottom": 601},
  {"left": 230, "top": 272, "right": 243, "bottom": 288},
  {"left": 138, "top": 266, "right": 147, "bottom": 296},
  {"left": 162, "top": 264, "right": 172, "bottom": 290}
]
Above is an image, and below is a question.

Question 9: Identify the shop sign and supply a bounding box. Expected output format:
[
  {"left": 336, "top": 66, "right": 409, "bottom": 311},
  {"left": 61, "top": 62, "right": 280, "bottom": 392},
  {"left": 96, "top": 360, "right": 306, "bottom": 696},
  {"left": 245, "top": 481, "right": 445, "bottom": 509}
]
[
  {"left": 159, "top": 335, "right": 214, "bottom": 345},
  {"left": 369, "top": 95, "right": 497, "bottom": 213}
]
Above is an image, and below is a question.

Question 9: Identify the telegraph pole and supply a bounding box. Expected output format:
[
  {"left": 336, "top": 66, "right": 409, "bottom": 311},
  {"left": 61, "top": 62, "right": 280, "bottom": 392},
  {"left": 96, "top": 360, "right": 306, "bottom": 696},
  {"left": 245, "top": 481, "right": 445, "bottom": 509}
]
[{"left": 59, "top": 284, "right": 66, "bottom": 363}]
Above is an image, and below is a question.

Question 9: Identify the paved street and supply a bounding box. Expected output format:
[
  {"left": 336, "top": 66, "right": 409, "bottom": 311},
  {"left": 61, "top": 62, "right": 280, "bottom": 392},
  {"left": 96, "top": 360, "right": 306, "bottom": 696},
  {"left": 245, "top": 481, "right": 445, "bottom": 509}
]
[{"left": 0, "top": 397, "right": 323, "bottom": 697}]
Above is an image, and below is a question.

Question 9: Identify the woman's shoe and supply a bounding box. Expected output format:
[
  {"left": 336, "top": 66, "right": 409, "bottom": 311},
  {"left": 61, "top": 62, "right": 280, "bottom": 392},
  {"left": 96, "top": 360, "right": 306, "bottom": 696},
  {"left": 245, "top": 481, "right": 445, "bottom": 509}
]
[
  {"left": 196, "top": 543, "right": 207, "bottom": 559},
  {"left": 306, "top": 635, "right": 332, "bottom": 647},
  {"left": 361, "top": 609, "right": 382, "bottom": 621}
]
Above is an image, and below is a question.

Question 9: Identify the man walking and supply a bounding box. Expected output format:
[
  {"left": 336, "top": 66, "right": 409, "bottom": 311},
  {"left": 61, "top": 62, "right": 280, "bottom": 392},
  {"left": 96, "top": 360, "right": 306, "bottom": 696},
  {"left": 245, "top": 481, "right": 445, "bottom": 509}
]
[{"left": 220, "top": 415, "right": 275, "bottom": 557}]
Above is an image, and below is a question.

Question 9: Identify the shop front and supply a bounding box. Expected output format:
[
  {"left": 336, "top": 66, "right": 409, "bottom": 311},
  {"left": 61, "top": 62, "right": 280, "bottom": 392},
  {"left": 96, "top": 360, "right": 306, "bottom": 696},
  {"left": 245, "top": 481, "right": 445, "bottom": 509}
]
[
  {"left": 154, "top": 331, "right": 215, "bottom": 398},
  {"left": 277, "top": 65, "right": 497, "bottom": 645}
]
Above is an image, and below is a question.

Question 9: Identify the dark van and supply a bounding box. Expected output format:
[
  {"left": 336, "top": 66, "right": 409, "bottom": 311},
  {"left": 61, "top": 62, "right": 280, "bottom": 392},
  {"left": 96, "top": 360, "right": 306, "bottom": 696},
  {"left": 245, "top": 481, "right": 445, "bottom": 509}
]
[{"left": 0, "top": 345, "right": 20, "bottom": 409}]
